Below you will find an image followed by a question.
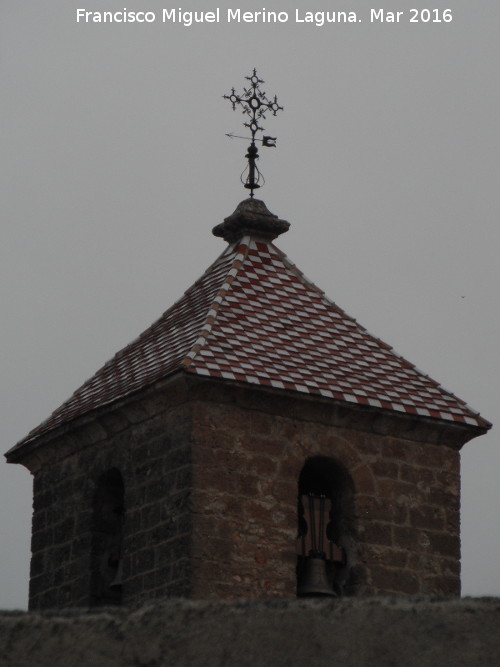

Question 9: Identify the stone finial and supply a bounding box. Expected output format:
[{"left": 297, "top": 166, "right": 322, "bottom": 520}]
[{"left": 212, "top": 198, "right": 290, "bottom": 243}]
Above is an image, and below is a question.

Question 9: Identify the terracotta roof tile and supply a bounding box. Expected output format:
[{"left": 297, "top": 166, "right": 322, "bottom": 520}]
[
  {"left": 184, "top": 237, "right": 489, "bottom": 431},
  {"left": 12, "top": 215, "right": 490, "bottom": 451}
]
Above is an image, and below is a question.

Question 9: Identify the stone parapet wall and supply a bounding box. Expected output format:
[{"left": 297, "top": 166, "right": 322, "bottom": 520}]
[{"left": 1, "top": 598, "right": 499, "bottom": 666}]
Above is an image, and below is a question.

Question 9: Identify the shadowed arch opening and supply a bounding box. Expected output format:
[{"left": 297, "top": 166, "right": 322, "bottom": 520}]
[
  {"left": 90, "top": 468, "right": 124, "bottom": 606},
  {"left": 297, "top": 456, "right": 355, "bottom": 597}
]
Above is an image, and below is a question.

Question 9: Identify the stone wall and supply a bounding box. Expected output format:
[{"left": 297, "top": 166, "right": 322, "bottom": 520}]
[
  {"left": 13, "top": 374, "right": 474, "bottom": 608},
  {"left": 1, "top": 598, "right": 499, "bottom": 667},
  {"left": 24, "top": 377, "right": 194, "bottom": 609},
  {"left": 189, "top": 381, "right": 463, "bottom": 598}
]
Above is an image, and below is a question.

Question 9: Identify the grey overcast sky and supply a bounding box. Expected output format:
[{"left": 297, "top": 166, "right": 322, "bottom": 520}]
[{"left": 1, "top": 1, "right": 499, "bottom": 608}]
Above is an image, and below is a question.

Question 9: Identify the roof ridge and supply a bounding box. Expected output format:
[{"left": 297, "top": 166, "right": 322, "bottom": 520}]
[
  {"left": 276, "top": 246, "right": 436, "bottom": 373},
  {"left": 258, "top": 243, "right": 489, "bottom": 428},
  {"left": 275, "top": 243, "right": 394, "bottom": 352},
  {"left": 69, "top": 245, "right": 238, "bottom": 377},
  {"left": 11, "top": 242, "right": 242, "bottom": 448},
  {"left": 276, "top": 246, "right": 370, "bottom": 327},
  {"left": 9, "top": 225, "right": 490, "bottom": 454},
  {"left": 182, "top": 238, "right": 251, "bottom": 370}
]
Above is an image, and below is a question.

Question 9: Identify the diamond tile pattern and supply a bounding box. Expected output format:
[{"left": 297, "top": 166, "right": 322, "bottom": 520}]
[
  {"left": 17, "top": 236, "right": 489, "bottom": 448},
  {"left": 185, "top": 239, "right": 487, "bottom": 428}
]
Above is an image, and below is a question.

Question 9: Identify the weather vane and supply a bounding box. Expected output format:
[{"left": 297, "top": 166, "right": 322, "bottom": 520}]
[{"left": 224, "top": 69, "right": 283, "bottom": 198}]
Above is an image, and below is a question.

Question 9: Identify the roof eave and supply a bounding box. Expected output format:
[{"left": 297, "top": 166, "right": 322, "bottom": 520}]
[
  {"left": 4, "top": 371, "right": 190, "bottom": 468},
  {"left": 6, "top": 370, "right": 488, "bottom": 470},
  {"left": 183, "top": 373, "right": 490, "bottom": 449}
]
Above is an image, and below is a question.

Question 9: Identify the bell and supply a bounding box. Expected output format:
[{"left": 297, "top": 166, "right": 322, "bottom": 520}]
[
  {"left": 109, "top": 560, "right": 123, "bottom": 591},
  {"left": 297, "top": 556, "right": 337, "bottom": 598}
]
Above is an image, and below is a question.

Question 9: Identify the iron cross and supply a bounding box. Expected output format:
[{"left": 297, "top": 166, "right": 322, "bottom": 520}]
[{"left": 224, "top": 69, "right": 283, "bottom": 197}]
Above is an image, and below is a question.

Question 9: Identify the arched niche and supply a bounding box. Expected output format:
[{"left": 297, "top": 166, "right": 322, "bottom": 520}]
[
  {"left": 90, "top": 468, "right": 125, "bottom": 606},
  {"left": 297, "top": 456, "right": 355, "bottom": 597}
]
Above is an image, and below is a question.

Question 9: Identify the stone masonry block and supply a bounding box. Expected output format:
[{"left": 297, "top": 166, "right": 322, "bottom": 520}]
[{"left": 18, "top": 377, "right": 470, "bottom": 608}]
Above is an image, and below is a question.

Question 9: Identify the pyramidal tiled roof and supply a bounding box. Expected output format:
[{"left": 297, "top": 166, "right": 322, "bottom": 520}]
[{"left": 12, "top": 200, "right": 490, "bottom": 451}]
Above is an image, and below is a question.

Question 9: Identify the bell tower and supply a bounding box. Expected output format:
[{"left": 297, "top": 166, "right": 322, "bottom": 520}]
[{"left": 5, "top": 72, "right": 491, "bottom": 609}]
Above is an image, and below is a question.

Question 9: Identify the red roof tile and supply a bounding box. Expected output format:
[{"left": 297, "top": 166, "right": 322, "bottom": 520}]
[{"left": 11, "top": 201, "right": 490, "bottom": 450}]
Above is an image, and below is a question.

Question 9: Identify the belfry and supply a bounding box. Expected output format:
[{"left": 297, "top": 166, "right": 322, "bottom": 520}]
[{"left": 6, "top": 72, "right": 490, "bottom": 609}]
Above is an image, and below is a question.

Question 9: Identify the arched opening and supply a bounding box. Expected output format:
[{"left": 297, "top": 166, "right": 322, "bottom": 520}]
[
  {"left": 90, "top": 468, "right": 124, "bottom": 606},
  {"left": 297, "top": 456, "right": 354, "bottom": 597}
]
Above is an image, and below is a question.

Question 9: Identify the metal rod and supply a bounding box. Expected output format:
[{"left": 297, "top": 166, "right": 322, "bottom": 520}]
[
  {"left": 224, "top": 69, "right": 282, "bottom": 196},
  {"left": 308, "top": 494, "right": 317, "bottom": 556},
  {"left": 318, "top": 495, "right": 325, "bottom": 555}
]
